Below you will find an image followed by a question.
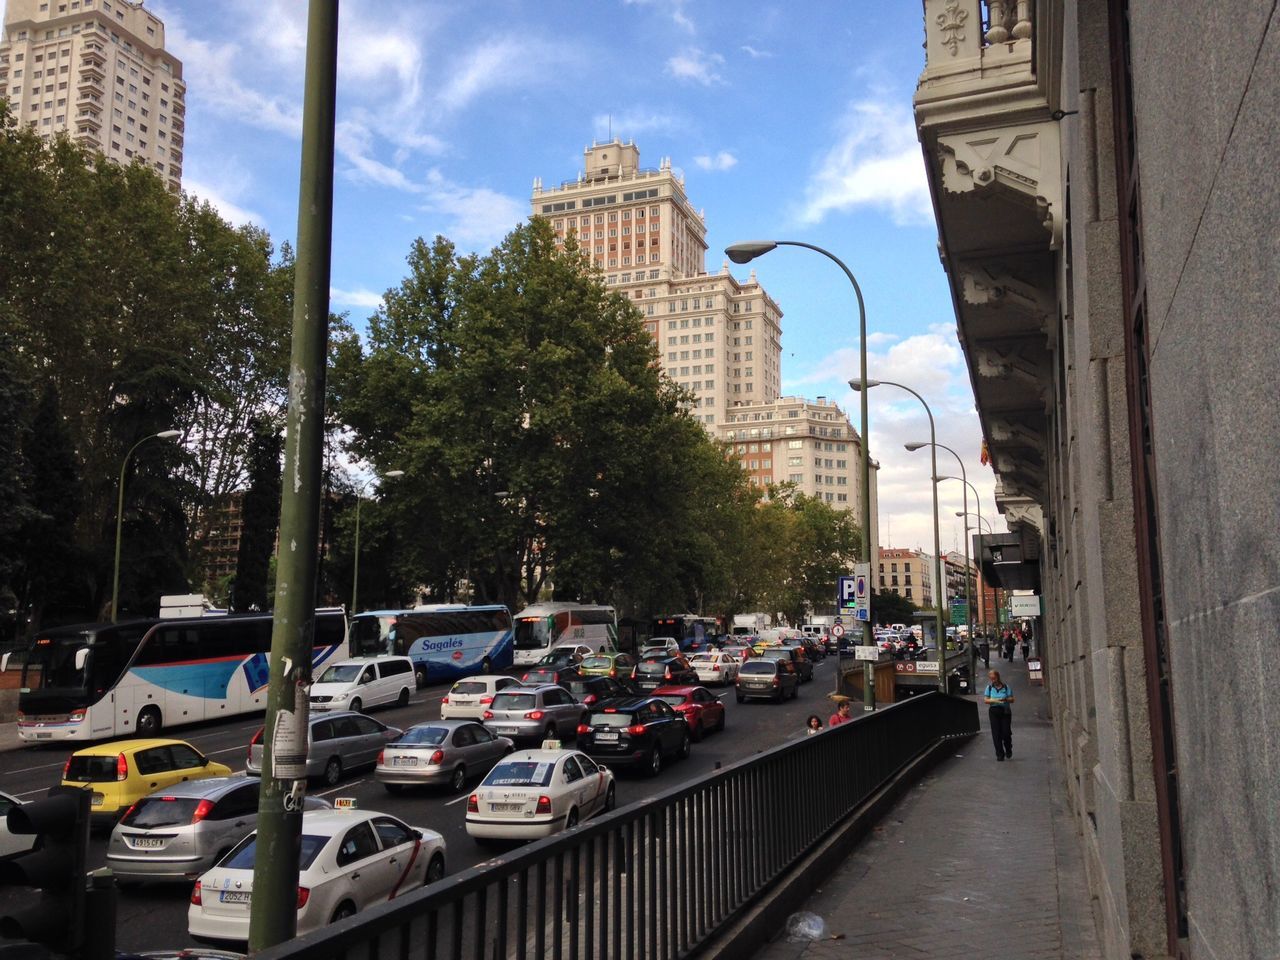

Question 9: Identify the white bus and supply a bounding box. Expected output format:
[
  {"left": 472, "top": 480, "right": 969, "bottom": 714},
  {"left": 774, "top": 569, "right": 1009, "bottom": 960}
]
[
  {"left": 348, "top": 605, "right": 513, "bottom": 688},
  {"left": 9, "top": 610, "right": 348, "bottom": 743},
  {"left": 512, "top": 602, "right": 618, "bottom": 666}
]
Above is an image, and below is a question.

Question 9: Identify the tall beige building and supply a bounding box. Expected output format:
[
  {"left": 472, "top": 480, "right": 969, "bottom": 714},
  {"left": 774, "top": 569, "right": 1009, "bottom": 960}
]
[{"left": 0, "top": 0, "right": 185, "bottom": 192}]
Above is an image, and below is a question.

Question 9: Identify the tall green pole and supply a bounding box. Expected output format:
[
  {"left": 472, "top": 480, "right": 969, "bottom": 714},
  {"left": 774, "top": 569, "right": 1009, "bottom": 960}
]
[{"left": 249, "top": 1, "right": 338, "bottom": 951}]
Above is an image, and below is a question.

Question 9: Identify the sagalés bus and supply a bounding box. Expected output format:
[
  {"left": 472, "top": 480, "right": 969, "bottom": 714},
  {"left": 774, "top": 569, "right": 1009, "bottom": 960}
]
[{"left": 348, "top": 604, "right": 513, "bottom": 687}]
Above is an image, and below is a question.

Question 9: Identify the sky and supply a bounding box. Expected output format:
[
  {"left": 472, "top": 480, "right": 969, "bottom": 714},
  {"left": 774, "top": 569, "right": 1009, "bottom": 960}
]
[{"left": 4, "top": 0, "right": 1008, "bottom": 558}]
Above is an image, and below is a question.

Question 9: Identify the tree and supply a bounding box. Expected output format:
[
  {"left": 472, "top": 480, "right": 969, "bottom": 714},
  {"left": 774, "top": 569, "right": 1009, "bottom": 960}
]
[
  {"left": 872, "top": 589, "right": 918, "bottom": 626},
  {"left": 231, "top": 421, "right": 283, "bottom": 611}
]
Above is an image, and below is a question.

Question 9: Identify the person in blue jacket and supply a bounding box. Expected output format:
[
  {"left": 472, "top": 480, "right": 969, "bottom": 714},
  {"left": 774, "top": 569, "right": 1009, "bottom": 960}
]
[{"left": 984, "top": 669, "right": 1015, "bottom": 761}]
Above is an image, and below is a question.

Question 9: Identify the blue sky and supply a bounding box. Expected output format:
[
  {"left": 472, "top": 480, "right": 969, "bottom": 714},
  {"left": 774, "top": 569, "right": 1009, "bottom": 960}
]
[{"left": 5, "top": 0, "right": 1007, "bottom": 557}]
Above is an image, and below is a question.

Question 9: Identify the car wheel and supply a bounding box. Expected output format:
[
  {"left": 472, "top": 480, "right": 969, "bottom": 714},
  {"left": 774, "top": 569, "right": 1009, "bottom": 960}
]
[
  {"left": 397, "top": 687, "right": 410, "bottom": 708},
  {"left": 716, "top": 710, "right": 727, "bottom": 732},
  {"left": 330, "top": 901, "right": 357, "bottom": 924},
  {"left": 449, "top": 765, "right": 467, "bottom": 793},
  {"left": 773, "top": 688, "right": 784, "bottom": 703},
  {"left": 545, "top": 725, "right": 557, "bottom": 742},
  {"left": 323, "top": 756, "right": 342, "bottom": 787},
  {"left": 736, "top": 693, "right": 745, "bottom": 704},
  {"left": 678, "top": 732, "right": 691, "bottom": 760},
  {"left": 384, "top": 782, "right": 403, "bottom": 794},
  {"left": 604, "top": 782, "right": 616, "bottom": 812},
  {"left": 480, "top": 657, "right": 493, "bottom": 675},
  {"left": 566, "top": 807, "right": 579, "bottom": 830},
  {"left": 425, "top": 853, "right": 445, "bottom": 885},
  {"left": 647, "top": 748, "right": 662, "bottom": 777},
  {"left": 135, "top": 706, "right": 162, "bottom": 736},
  {"left": 350, "top": 697, "right": 363, "bottom": 714}
]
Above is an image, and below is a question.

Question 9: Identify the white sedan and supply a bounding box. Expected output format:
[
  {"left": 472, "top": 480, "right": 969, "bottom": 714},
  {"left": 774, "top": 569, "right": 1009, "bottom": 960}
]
[
  {"left": 466, "top": 748, "right": 615, "bottom": 842},
  {"left": 440, "top": 675, "right": 523, "bottom": 720},
  {"left": 0, "top": 791, "right": 36, "bottom": 859},
  {"left": 690, "top": 651, "right": 739, "bottom": 685},
  {"left": 189, "top": 809, "right": 445, "bottom": 942}
]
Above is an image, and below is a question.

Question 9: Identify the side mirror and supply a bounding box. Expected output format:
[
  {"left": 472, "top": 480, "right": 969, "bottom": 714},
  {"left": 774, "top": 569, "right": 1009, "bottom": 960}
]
[{"left": 74, "top": 648, "right": 90, "bottom": 672}]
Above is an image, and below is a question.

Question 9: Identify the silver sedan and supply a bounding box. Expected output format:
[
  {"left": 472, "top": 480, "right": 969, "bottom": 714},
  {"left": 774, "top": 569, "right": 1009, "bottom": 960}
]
[{"left": 375, "top": 720, "right": 514, "bottom": 793}]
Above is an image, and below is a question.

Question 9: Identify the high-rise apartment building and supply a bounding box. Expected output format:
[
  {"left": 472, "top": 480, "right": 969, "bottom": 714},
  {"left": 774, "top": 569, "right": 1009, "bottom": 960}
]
[
  {"left": 877, "top": 547, "right": 934, "bottom": 608},
  {"left": 0, "top": 0, "right": 185, "bottom": 192}
]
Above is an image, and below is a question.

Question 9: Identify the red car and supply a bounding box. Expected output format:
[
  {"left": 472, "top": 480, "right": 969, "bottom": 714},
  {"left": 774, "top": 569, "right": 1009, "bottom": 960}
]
[{"left": 652, "top": 685, "right": 726, "bottom": 741}]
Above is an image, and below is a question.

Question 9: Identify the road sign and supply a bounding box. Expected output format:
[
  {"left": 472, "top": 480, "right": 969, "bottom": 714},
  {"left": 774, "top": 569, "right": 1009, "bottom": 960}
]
[
  {"left": 831, "top": 624, "right": 845, "bottom": 638},
  {"left": 949, "top": 601, "right": 968, "bottom": 626},
  {"left": 913, "top": 660, "right": 940, "bottom": 674},
  {"left": 854, "top": 645, "right": 879, "bottom": 661}
]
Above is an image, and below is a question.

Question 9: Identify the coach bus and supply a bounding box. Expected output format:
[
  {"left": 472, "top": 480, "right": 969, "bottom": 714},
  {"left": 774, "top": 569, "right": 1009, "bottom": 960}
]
[
  {"left": 348, "top": 604, "right": 513, "bottom": 687},
  {"left": 7, "top": 610, "right": 348, "bottom": 743},
  {"left": 512, "top": 602, "right": 618, "bottom": 666},
  {"left": 650, "top": 614, "right": 721, "bottom": 652}
]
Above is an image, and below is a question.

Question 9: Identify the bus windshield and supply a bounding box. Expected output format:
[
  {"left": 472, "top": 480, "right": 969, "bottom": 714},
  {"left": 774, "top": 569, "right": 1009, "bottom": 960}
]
[
  {"left": 21, "top": 637, "right": 90, "bottom": 692},
  {"left": 514, "top": 617, "right": 551, "bottom": 651},
  {"left": 349, "top": 615, "right": 395, "bottom": 657}
]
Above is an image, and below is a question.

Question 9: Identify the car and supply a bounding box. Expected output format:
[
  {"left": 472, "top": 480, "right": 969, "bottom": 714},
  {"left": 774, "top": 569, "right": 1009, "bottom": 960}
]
[
  {"left": 639, "top": 638, "right": 681, "bottom": 658},
  {"left": 0, "top": 791, "right": 36, "bottom": 859},
  {"left": 375, "top": 720, "right": 513, "bottom": 793},
  {"left": 439, "top": 675, "right": 522, "bottom": 720},
  {"left": 721, "top": 644, "right": 754, "bottom": 663},
  {"left": 562, "top": 675, "right": 636, "bottom": 708},
  {"left": 518, "top": 664, "right": 584, "bottom": 686},
  {"left": 62, "top": 739, "right": 234, "bottom": 826},
  {"left": 188, "top": 808, "right": 445, "bottom": 943},
  {"left": 578, "top": 651, "right": 637, "bottom": 679},
  {"left": 756, "top": 645, "right": 814, "bottom": 683},
  {"left": 106, "top": 777, "right": 330, "bottom": 885},
  {"left": 542, "top": 643, "right": 595, "bottom": 665},
  {"left": 797, "top": 636, "right": 826, "bottom": 661},
  {"left": 689, "top": 651, "right": 739, "bottom": 685},
  {"left": 735, "top": 659, "right": 799, "bottom": 702},
  {"left": 247, "top": 712, "right": 401, "bottom": 787},
  {"left": 481, "top": 684, "right": 587, "bottom": 744},
  {"left": 575, "top": 697, "right": 691, "bottom": 775},
  {"left": 651, "top": 686, "right": 726, "bottom": 741},
  {"left": 309, "top": 656, "right": 416, "bottom": 713},
  {"left": 465, "top": 748, "right": 615, "bottom": 841},
  {"left": 631, "top": 655, "right": 697, "bottom": 691}
]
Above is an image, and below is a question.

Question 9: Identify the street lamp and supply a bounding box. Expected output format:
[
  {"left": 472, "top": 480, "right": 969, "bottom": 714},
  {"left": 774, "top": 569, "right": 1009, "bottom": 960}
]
[
  {"left": 852, "top": 379, "right": 946, "bottom": 693},
  {"left": 351, "top": 470, "right": 404, "bottom": 614},
  {"left": 958, "top": 510, "right": 995, "bottom": 633},
  {"left": 111, "top": 430, "right": 182, "bottom": 623},
  {"left": 726, "top": 239, "right": 876, "bottom": 711}
]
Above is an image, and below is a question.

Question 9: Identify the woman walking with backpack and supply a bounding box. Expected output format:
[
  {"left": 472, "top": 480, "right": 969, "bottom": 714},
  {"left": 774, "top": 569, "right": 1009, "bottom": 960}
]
[{"left": 984, "top": 670, "right": 1015, "bottom": 761}]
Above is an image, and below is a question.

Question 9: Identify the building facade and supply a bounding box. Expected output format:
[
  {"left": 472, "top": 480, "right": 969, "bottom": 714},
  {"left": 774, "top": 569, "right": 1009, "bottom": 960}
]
[
  {"left": 916, "top": 2, "right": 1280, "bottom": 957},
  {"left": 876, "top": 547, "right": 934, "bottom": 609},
  {"left": 0, "top": 0, "right": 185, "bottom": 192}
]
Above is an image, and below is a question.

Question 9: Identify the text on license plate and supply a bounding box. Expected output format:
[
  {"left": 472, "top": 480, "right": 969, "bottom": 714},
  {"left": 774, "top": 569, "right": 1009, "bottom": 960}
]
[
  {"left": 595, "top": 732, "right": 619, "bottom": 741},
  {"left": 219, "top": 890, "right": 251, "bottom": 904},
  {"left": 494, "top": 727, "right": 517, "bottom": 735},
  {"left": 491, "top": 802, "right": 524, "bottom": 812},
  {"left": 392, "top": 757, "right": 417, "bottom": 766},
  {"left": 130, "top": 837, "right": 164, "bottom": 848}
]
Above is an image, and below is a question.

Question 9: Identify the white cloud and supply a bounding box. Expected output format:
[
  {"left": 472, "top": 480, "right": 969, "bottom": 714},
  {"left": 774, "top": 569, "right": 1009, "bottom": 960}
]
[
  {"left": 694, "top": 151, "right": 738, "bottom": 172},
  {"left": 623, "top": 0, "right": 696, "bottom": 32},
  {"left": 184, "top": 178, "right": 265, "bottom": 229},
  {"left": 330, "top": 287, "right": 384, "bottom": 310},
  {"left": 866, "top": 331, "right": 901, "bottom": 347},
  {"left": 592, "top": 109, "right": 682, "bottom": 140},
  {"left": 798, "top": 99, "right": 933, "bottom": 228},
  {"left": 436, "top": 37, "right": 564, "bottom": 116},
  {"left": 666, "top": 48, "right": 725, "bottom": 86},
  {"left": 740, "top": 44, "right": 774, "bottom": 58},
  {"left": 419, "top": 170, "right": 525, "bottom": 251}
]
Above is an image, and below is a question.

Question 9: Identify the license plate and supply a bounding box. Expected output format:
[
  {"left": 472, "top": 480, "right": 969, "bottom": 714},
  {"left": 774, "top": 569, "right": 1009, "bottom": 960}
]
[
  {"left": 219, "top": 890, "right": 251, "bottom": 904},
  {"left": 491, "top": 802, "right": 523, "bottom": 812},
  {"left": 130, "top": 837, "right": 164, "bottom": 849},
  {"left": 90, "top": 794, "right": 104, "bottom": 806},
  {"left": 392, "top": 757, "right": 417, "bottom": 766},
  {"left": 595, "top": 732, "right": 619, "bottom": 741},
  {"left": 34, "top": 733, "right": 52, "bottom": 740},
  {"left": 494, "top": 726, "right": 517, "bottom": 735}
]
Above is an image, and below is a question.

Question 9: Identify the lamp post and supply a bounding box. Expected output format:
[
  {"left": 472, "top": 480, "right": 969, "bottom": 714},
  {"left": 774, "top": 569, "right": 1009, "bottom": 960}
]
[
  {"left": 111, "top": 429, "right": 182, "bottom": 623},
  {"left": 726, "top": 240, "right": 876, "bottom": 712},
  {"left": 958, "top": 510, "right": 993, "bottom": 633},
  {"left": 853, "top": 379, "right": 946, "bottom": 693},
  {"left": 351, "top": 470, "right": 404, "bottom": 615}
]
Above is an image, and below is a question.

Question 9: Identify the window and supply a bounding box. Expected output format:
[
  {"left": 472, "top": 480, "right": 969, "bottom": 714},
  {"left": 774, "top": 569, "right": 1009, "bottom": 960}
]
[{"left": 336, "top": 823, "right": 380, "bottom": 866}]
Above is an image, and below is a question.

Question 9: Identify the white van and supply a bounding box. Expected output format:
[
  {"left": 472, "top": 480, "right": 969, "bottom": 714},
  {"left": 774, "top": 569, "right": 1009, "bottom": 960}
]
[{"left": 309, "top": 657, "right": 415, "bottom": 713}]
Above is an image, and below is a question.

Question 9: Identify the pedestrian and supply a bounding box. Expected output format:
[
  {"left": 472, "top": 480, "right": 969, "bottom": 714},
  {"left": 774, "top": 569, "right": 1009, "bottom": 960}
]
[
  {"left": 805, "top": 715, "right": 823, "bottom": 736},
  {"left": 828, "top": 700, "right": 853, "bottom": 727},
  {"left": 1020, "top": 637, "right": 1030, "bottom": 661},
  {"left": 984, "top": 670, "right": 1015, "bottom": 761},
  {"left": 978, "top": 636, "right": 991, "bottom": 668}
]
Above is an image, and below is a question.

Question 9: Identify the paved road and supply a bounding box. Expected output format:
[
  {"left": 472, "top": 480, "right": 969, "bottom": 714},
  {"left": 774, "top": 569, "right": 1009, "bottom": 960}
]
[{"left": 0, "top": 656, "right": 849, "bottom": 953}]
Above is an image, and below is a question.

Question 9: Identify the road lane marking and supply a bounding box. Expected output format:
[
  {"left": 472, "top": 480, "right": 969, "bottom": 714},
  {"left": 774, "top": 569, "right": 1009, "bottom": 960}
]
[
  {"left": 1, "top": 761, "right": 67, "bottom": 775},
  {"left": 314, "top": 779, "right": 365, "bottom": 798},
  {"left": 443, "top": 794, "right": 471, "bottom": 806},
  {"left": 202, "top": 745, "right": 250, "bottom": 757}
]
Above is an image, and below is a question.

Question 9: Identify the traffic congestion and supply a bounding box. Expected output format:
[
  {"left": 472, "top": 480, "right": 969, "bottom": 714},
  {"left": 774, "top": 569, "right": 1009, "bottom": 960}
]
[{"left": 0, "top": 604, "right": 847, "bottom": 954}]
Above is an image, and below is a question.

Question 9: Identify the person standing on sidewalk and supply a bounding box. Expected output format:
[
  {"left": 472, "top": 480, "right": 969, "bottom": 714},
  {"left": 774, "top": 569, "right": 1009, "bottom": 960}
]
[
  {"left": 984, "top": 670, "right": 1015, "bottom": 761},
  {"left": 829, "top": 700, "right": 853, "bottom": 727}
]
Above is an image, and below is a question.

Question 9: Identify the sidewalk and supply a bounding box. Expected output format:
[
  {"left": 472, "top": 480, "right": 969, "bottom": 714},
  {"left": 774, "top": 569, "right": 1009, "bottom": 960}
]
[{"left": 755, "top": 659, "right": 1100, "bottom": 960}]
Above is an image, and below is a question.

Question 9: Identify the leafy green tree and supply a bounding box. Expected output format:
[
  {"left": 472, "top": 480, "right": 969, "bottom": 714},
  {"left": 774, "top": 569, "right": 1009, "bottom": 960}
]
[
  {"left": 872, "top": 589, "right": 918, "bottom": 626},
  {"left": 230, "top": 421, "right": 283, "bottom": 611}
]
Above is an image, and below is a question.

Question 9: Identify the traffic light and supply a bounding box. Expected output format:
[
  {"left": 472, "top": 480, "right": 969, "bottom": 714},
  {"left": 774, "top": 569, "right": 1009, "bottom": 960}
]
[{"left": 0, "top": 787, "right": 91, "bottom": 955}]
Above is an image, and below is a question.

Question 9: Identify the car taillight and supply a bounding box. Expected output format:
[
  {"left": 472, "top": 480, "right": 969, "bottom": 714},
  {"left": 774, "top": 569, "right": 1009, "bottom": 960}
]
[
  {"left": 190, "top": 883, "right": 202, "bottom": 905},
  {"left": 521, "top": 674, "right": 530, "bottom": 682},
  {"left": 377, "top": 749, "right": 385, "bottom": 765},
  {"left": 480, "top": 696, "right": 493, "bottom": 704},
  {"left": 584, "top": 695, "right": 597, "bottom": 705},
  {"left": 630, "top": 668, "right": 638, "bottom": 679},
  {"left": 525, "top": 710, "right": 545, "bottom": 721},
  {"left": 121, "top": 802, "right": 139, "bottom": 823},
  {"left": 116, "top": 753, "right": 128, "bottom": 781},
  {"left": 440, "top": 696, "right": 449, "bottom": 705},
  {"left": 429, "top": 750, "right": 445, "bottom": 764},
  {"left": 535, "top": 796, "right": 552, "bottom": 814},
  {"left": 664, "top": 668, "right": 672, "bottom": 679},
  {"left": 577, "top": 724, "right": 590, "bottom": 736},
  {"left": 467, "top": 794, "right": 479, "bottom": 812},
  {"left": 712, "top": 664, "right": 720, "bottom": 672},
  {"left": 627, "top": 724, "right": 647, "bottom": 736},
  {"left": 297, "top": 887, "right": 311, "bottom": 910},
  {"left": 191, "top": 799, "right": 215, "bottom": 824},
  {"left": 251, "top": 728, "right": 264, "bottom": 745},
  {"left": 772, "top": 677, "right": 780, "bottom": 687},
  {"left": 483, "top": 710, "right": 494, "bottom": 720},
  {"left": 62, "top": 757, "right": 71, "bottom": 779},
  {"left": 608, "top": 668, "right": 617, "bottom": 677},
  {"left": 68, "top": 709, "right": 86, "bottom": 722}
]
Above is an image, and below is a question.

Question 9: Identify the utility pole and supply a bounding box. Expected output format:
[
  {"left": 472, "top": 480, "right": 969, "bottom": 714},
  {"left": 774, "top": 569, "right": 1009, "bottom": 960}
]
[{"left": 249, "top": 1, "right": 339, "bottom": 952}]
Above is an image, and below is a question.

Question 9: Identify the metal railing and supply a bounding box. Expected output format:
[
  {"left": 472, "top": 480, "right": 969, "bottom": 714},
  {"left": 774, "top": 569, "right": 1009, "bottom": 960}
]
[{"left": 257, "top": 692, "right": 978, "bottom": 960}]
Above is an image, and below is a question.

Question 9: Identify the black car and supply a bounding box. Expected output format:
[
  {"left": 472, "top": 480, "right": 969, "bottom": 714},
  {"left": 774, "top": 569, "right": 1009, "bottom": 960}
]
[
  {"left": 563, "top": 675, "right": 637, "bottom": 708},
  {"left": 735, "top": 659, "right": 799, "bottom": 702},
  {"left": 756, "top": 646, "right": 814, "bottom": 683},
  {"left": 518, "top": 664, "right": 584, "bottom": 686},
  {"left": 796, "top": 637, "right": 826, "bottom": 662},
  {"left": 576, "top": 697, "right": 691, "bottom": 776},
  {"left": 631, "top": 655, "right": 698, "bottom": 690}
]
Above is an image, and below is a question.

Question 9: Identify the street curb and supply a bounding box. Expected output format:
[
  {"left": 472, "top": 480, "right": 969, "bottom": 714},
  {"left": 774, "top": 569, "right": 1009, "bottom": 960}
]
[{"left": 692, "top": 730, "right": 977, "bottom": 960}]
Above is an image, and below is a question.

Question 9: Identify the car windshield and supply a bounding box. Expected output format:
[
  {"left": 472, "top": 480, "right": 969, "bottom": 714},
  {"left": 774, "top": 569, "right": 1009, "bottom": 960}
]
[
  {"left": 740, "top": 661, "right": 776, "bottom": 676},
  {"left": 318, "top": 664, "right": 362, "bottom": 683},
  {"left": 451, "top": 681, "right": 488, "bottom": 695},
  {"left": 654, "top": 695, "right": 687, "bottom": 707},
  {"left": 121, "top": 796, "right": 201, "bottom": 828},
  {"left": 491, "top": 692, "right": 537, "bottom": 711},
  {"left": 691, "top": 654, "right": 715, "bottom": 663},
  {"left": 64, "top": 755, "right": 120, "bottom": 782},
  {"left": 514, "top": 617, "right": 551, "bottom": 651},
  {"left": 581, "top": 656, "right": 612, "bottom": 671},
  {"left": 223, "top": 833, "right": 327, "bottom": 871},
  {"left": 589, "top": 712, "right": 637, "bottom": 728},
  {"left": 483, "top": 760, "right": 556, "bottom": 787},
  {"left": 398, "top": 726, "right": 450, "bottom": 746}
]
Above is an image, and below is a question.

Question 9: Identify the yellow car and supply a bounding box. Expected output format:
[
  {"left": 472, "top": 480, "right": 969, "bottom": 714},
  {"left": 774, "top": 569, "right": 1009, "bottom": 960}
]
[
  {"left": 61, "top": 738, "right": 232, "bottom": 823},
  {"left": 751, "top": 639, "right": 781, "bottom": 656}
]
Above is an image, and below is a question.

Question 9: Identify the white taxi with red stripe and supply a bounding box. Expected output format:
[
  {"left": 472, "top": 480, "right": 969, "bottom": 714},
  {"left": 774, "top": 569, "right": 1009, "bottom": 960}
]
[
  {"left": 465, "top": 746, "right": 615, "bottom": 841},
  {"left": 188, "top": 806, "right": 445, "bottom": 943}
]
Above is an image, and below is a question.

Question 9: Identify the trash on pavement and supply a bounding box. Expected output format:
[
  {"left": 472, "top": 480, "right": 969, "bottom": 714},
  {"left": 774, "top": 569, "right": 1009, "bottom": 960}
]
[{"left": 785, "top": 912, "right": 826, "bottom": 941}]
